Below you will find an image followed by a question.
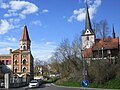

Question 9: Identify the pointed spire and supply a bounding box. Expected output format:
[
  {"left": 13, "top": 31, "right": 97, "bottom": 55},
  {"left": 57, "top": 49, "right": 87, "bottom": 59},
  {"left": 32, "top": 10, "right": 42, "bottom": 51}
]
[
  {"left": 20, "top": 25, "right": 31, "bottom": 41},
  {"left": 112, "top": 25, "right": 116, "bottom": 38},
  {"left": 85, "top": 2, "right": 92, "bottom": 30}
]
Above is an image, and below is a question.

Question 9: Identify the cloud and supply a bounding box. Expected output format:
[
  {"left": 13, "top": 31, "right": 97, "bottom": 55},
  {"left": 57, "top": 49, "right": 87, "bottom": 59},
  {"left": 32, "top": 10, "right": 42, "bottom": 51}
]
[
  {"left": 0, "top": 1, "right": 39, "bottom": 34},
  {"left": 0, "top": 19, "right": 12, "bottom": 34},
  {"left": 31, "top": 20, "right": 42, "bottom": 26},
  {"left": 40, "top": 9, "right": 49, "bottom": 14},
  {"left": 3, "top": 1, "right": 39, "bottom": 19},
  {"left": 9, "top": 1, "right": 38, "bottom": 14},
  {"left": 6, "top": 36, "right": 16, "bottom": 42},
  {"left": 0, "top": 3, "right": 9, "bottom": 9},
  {"left": 0, "top": 41, "right": 18, "bottom": 54},
  {"left": 68, "top": 0, "right": 101, "bottom": 22},
  {"left": 0, "top": 41, "right": 18, "bottom": 47},
  {"left": 46, "top": 42, "right": 56, "bottom": 45},
  {"left": 31, "top": 41, "right": 57, "bottom": 61}
]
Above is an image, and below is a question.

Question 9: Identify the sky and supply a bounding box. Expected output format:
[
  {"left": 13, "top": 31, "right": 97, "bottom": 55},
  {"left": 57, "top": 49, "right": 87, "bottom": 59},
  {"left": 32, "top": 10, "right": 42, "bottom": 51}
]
[{"left": 0, "top": 0, "right": 120, "bottom": 61}]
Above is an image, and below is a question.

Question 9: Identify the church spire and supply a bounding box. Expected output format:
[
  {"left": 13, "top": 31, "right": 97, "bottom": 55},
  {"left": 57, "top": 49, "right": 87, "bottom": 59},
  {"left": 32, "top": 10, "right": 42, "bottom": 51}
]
[
  {"left": 85, "top": 2, "right": 92, "bottom": 30},
  {"left": 20, "top": 25, "right": 31, "bottom": 41},
  {"left": 112, "top": 25, "right": 116, "bottom": 38},
  {"left": 20, "top": 25, "right": 31, "bottom": 50}
]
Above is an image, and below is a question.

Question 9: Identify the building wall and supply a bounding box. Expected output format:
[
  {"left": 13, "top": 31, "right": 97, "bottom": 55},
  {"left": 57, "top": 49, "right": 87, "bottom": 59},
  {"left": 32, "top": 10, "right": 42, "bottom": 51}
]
[{"left": 81, "top": 34, "right": 95, "bottom": 49}]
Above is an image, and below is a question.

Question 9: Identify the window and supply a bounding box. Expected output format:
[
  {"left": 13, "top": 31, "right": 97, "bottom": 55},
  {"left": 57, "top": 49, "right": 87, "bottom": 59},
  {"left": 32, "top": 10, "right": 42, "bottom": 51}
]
[
  {"left": 22, "top": 54, "right": 26, "bottom": 58},
  {"left": 23, "top": 67, "right": 26, "bottom": 72},
  {"left": 6, "top": 60, "right": 9, "bottom": 65},
  {"left": 15, "top": 60, "right": 17, "bottom": 65},
  {"left": 86, "top": 36, "right": 89, "bottom": 40},
  {"left": 2, "top": 60, "right": 4, "bottom": 64},
  {"left": 15, "top": 68, "right": 17, "bottom": 73},
  {"left": 23, "top": 46, "right": 26, "bottom": 50},
  {"left": 14, "top": 54, "right": 18, "bottom": 58},
  {"left": 23, "top": 59, "right": 26, "bottom": 65}
]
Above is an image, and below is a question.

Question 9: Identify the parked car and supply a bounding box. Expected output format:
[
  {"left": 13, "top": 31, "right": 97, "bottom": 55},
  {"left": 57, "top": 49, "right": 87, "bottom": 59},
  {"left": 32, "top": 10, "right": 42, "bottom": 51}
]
[
  {"left": 29, "top": 80, "right": 40, "bottom": 88},
  {"left": 0, "top": 80, "right": 4, "bottom": 88},
  {"left": 36, "top": 79, "right": 43, "bottom": 85}
]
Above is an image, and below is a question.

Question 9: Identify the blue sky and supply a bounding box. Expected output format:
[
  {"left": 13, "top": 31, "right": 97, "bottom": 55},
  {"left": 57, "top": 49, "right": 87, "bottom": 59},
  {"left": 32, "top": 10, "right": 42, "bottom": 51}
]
[{"left": 0, "top": 0, "right": 120, "bottom": 61}]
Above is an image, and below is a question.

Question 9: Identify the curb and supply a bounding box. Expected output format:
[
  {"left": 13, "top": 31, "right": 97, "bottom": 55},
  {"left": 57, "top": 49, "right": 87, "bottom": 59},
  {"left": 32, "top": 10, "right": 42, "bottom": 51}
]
[{"left": 53, "top": 84, "right": 120, "bottom": 90}]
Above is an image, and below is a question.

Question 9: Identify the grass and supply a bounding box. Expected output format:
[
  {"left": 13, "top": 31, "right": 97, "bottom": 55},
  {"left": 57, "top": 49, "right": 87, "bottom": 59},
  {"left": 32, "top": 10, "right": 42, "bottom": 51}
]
[
  {"left": 44, "top": 77, "right": 59, "bottom": 83},
  {"left": 55, "top": 79, "right": 120, "bottom": 89},
  {"left": 56, "top": 81, "right": 81, "bottom": 87}
]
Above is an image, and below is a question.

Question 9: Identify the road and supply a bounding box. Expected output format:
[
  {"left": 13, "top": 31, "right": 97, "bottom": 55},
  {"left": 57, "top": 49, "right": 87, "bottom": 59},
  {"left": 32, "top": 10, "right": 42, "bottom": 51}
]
[
  {"left": 8, "top": 84, "right": 92, "bottom": 90},
  {"left": 2, "top": 84, "right": 117, "bottom": 90}
]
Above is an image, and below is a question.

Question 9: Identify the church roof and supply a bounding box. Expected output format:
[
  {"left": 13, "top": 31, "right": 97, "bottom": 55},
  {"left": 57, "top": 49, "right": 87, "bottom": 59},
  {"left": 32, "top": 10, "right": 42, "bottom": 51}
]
[
  {"left": 82, "top": 3, "right": 95, "bottom": 35},
  {"left": 20, "top": 25, "right": 31, "bottom": 41},
  {"left": 85, "top": 3, "right": 92, "bottom": 30},
  {"left": 83, "top": 37, "right": 119, "bottom": 58},
  {"left": 92, "top": 37, "right": 119, "bottom": 50}
]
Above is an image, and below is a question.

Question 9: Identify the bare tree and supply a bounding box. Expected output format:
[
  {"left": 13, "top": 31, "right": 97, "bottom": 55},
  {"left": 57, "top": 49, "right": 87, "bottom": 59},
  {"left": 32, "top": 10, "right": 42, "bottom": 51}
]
[{"left": 92, "top": 20, "right": 109, "bottom": 38}]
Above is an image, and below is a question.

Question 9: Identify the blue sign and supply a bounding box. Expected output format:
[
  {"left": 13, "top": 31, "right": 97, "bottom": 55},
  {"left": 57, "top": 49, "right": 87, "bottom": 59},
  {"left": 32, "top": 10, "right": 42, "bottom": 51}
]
[{"left": 81, "top": 80, "right": 89, "bottom": 87}]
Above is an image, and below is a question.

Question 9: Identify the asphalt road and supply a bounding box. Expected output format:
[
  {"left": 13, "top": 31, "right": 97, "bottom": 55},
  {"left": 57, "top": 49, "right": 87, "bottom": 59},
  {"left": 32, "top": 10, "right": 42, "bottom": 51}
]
[
  {"left": 3, "top": 84, "right": 88, "bottom": 90},
  {"left": 1, "top": 84, "right": 118, "bottom": 90},
  {"left": 8, "top": 84, "right": 91, "bottom": 90}
]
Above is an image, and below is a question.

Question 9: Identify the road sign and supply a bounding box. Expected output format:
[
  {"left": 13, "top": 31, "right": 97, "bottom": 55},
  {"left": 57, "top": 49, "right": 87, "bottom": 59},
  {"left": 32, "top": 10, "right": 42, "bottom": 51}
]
[{"left": 81, "top": 80, "right": 89, "bottom": 87}]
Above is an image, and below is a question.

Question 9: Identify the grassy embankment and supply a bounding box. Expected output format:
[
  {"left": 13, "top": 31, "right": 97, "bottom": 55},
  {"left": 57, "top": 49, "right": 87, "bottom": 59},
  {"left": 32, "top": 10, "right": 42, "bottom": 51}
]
[{"left": 55, "top": 79, "right": 120, "bottom": 89}]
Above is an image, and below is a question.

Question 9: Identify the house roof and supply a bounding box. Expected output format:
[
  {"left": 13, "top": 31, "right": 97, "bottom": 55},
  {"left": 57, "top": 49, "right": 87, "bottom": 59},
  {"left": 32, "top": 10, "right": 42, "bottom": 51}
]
[
  {"left": 92, "top": 37, "right": 119, "bottom": 50},
  {"left": 83, "top": 37, "right": 119, "bottom": 58},
  {"left": 20, "top": 25, "right": 31, "bottom": 41}
]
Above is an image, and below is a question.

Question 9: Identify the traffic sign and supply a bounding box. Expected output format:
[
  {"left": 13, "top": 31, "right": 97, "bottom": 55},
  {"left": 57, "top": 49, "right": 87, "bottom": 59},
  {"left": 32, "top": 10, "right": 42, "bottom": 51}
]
[{"left": 81, "top": 80, "right": 89, "bottom": 87}]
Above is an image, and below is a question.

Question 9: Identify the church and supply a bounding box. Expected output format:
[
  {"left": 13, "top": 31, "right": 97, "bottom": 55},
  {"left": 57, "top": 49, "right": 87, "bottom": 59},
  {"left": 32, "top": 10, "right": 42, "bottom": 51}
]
[
  {"left": 0, "top": 25, "right": 34, "bottom": 84},
  {"left": 81, "top": 4, "right": 119, "bottom": 62}
]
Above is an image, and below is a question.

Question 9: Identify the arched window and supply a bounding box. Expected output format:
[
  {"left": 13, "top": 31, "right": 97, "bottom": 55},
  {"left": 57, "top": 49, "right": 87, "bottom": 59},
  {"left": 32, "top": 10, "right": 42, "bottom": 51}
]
[
  {"left": 6, "top": 60, "right": 9, "bottom": 65},
  {"left": 23, "top": 67, "right": 26, "bottom": 72},
  {"left": 23, "top": 46, "right": 26, "bottom": 50},
  {"left": 23, "top": 59, "right": 26, "bottom": 65},
  {"left": 15, "top": 60, "right": 17, "bottom": 65},
  {"left": 15, "top": 68, "right": 17, "bottom": 73}
]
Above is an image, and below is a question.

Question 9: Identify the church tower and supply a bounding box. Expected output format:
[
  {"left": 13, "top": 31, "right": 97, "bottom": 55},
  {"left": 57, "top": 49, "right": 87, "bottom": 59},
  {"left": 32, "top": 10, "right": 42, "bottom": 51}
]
[
  {"left": 81, "top": 3, "right": 95, "bottom": 49},
  {"left": 20, "top": 25, "right": 31, "bottom": 51}
]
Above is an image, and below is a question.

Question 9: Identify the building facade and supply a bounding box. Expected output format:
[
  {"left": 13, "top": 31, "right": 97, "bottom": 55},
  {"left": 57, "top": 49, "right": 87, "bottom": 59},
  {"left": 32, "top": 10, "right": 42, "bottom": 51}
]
[
  {"left": 81, "top": 4, "right": 119, "bottom": 62},
  {"left": 0, "top": 25, "right": 34, "bottom": 83}
]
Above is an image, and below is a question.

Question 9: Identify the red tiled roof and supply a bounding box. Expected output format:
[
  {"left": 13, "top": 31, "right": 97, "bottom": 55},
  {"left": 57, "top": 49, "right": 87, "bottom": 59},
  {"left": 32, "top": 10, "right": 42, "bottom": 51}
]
[
  {"left": 20, "top": 25, "right": 31, "bottom": 41},
  {"left": 83, "top": 37, "right": 119, "bottom": 58},
  {"left": 92, "top": 37, "right": 119, "bottom": 50}
]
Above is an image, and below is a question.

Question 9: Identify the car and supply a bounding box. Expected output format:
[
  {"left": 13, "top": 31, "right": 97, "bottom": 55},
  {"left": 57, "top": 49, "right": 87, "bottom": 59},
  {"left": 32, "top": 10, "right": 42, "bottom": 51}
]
[
  {"left": 29, "top": 80, "right": 40, "bottom": 88},
  {"left": 36, "top": 79, "right": 43, "bottom": 85},
  {"left": 0, "top": 80, "right": 4, "bottom": 88}
]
